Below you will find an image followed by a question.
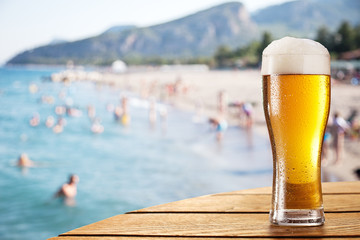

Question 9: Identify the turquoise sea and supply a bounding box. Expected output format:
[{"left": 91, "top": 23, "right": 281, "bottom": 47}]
[{"left": 0, "top": 66, "right": 273, "bottom": 240}]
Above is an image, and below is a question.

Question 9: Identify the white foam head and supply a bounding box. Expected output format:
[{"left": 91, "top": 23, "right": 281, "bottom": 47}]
[{"left": 261, "top": 37, "right": 330, "bottom": 75}]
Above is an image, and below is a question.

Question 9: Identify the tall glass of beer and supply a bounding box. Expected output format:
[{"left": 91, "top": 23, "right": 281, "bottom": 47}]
[{"left": 262, "top": 37, "right": 330, "bottom": 226}]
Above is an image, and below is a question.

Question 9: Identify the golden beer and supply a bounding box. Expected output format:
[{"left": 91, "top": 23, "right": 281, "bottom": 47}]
[
  {"left": 262, "top": 37, "right": 330, "bottom": 226},
  {"left": 263, "top": 74, "right": 330, "bottom": 209}
]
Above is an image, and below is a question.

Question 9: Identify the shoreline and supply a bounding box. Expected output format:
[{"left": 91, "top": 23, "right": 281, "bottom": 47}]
[{"left": 51, "top": 68, "right": 360, "bottom": 182}]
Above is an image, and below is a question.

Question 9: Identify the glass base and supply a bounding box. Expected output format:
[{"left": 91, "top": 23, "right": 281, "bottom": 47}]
[{"left": 270, "top": 208, "right": 325, "bottom": 226}]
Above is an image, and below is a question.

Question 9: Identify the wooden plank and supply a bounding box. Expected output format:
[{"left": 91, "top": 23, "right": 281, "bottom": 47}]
[
  {"left": 61, "top": 212, "right": 360, "bottom": 238},
  {"left": 322, "top": 181, "right": 360, "bottom": 194},
  {"left": 324, "top": 194, "right": 360, "bottom": 212},
  {"left": 228, "top": 186, "right": 271, "bottom": 194},
  {"left": 130, "top": 194, "right": 360, "bottom": 213},
  {"left": 49, "top": 237, "right": 358, "bottom": 240},
  {"left": 212, "top": 181, "right": 360, "bottom": 195},
  {"left": 130, "top": 194, "right": 271, "bottom": 213},
  {"left": 49, "top": 182, "right": 360, "bottom": 240}
]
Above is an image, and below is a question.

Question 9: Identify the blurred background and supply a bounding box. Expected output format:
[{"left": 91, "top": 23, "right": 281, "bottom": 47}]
[{"left": 0, "top": 0, "right": 359, "bottom": 239}]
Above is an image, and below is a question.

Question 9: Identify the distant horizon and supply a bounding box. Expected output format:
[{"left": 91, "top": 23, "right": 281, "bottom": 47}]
[{"left": 0, "top": 0, "right": 293, "bottom": 65}]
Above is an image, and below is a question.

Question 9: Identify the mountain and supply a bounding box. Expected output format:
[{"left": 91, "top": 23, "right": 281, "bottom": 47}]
[
  {"left": 48, "top": 38, "right": 68, "bottom": 45},
  {"left": 7, "top": 2, "right": 257, "bottom": 65},
  {"left": 6, "top": 0, "right": 360, "bottom": 65},
  {"left": 252, "top": 0, "right": 360, "bottom": 37},
  {"left": 102, "top": 25, "right": 137, "bottom": 34}
]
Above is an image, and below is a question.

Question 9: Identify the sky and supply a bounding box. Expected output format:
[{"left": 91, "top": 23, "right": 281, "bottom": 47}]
[{"left": 0, "top": 0, "right": 292, "bottom": 64}]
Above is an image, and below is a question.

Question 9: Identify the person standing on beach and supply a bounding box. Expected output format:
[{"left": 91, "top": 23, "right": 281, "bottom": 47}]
[
  {"left": 242, "top": 102, "right": 253, "bottom": 127},
  {"left": 321, "top": 126, "right": 331, "bottom": 166},
  {"left": 332, "top": 112, "right": 350, "bottom": 165},
  {"left": 217, "top": 90, "right": 228, "bottom": 115}
]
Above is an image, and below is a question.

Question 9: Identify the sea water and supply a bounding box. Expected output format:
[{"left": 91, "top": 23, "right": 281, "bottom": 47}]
[{"left": 0, "top": 66, "right": 272, "bottom": 240}]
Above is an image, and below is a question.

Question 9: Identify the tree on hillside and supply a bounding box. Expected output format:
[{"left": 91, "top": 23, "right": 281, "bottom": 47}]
[
  {"left": 257, "top": 31, "right": 273, "bottom": 57},
  {"left": 334, "top": 21, "right": 356, "bottom": 52},
  {"left": 212, "top": 22, "right": 360, "bottom": 68},
  {"left": 354, "top": 25, "right": 360, "bottom": 49},
  {"left": 316, "top": 21, "right": 360, "bottom": 58},
  {"left": 316, "top": 25, "right": 334, "bottom": 52},
  {"left": 214, "top": 45, "right": 234, "bottom": 68},
  {"left": 213, "top": 31, "right": 273, "bottom": 68}
]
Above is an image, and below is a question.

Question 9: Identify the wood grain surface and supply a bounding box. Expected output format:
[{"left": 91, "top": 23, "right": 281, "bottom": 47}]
[{"left": 48, "top": 181, "right": 360, "bottom": 239}]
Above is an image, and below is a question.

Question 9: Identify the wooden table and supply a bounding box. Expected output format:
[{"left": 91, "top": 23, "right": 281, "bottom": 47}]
[{"left": 49, "top": 181, "right": 360, "bottom": 239}]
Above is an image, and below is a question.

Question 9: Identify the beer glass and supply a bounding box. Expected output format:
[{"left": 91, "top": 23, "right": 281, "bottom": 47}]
[{"left": 261, "top": 37, "right": 330, "bottom": 226}]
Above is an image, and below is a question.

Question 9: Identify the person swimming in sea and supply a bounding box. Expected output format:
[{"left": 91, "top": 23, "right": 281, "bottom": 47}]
[
  {"left": 148, "top": 98, "right": 157, "bottom": 128},
  {"left": 17, "top": 153, "right": 34, "bottom": 167},
  {"left": 114, "top": 97, "right": 131, "bottom": 126},
  {"left": 54, "top": 174, "right": 79, "bottom": 206},
  {"left": 29, "top": 113, "right": 40, "bottom": 127},
  {"left": 45, "top": 115, "right": 55, "bottom": 128},
  {"left": 87, "top": 105, "right": 96, "bottom": 119},
  {"left": 53, "top": 117, "right": 66, "bottom": 134},
  {"left": 91, "top": 118, "right": 104, "bottom": 134}
]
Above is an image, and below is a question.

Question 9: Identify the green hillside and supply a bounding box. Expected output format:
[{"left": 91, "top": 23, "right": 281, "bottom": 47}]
[{"left": 6, "top": 0, "right": 360, "bottom": 65}]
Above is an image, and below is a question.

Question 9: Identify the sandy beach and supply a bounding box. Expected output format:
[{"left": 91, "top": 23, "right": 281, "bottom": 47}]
[{"left": 54, "top": 68, "right": 360, "bottom": 182}]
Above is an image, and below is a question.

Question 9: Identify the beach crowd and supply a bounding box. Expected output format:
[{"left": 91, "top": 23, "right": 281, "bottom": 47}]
[{"left": 16, "top": 69, "right": 360, "bottom": 205}]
